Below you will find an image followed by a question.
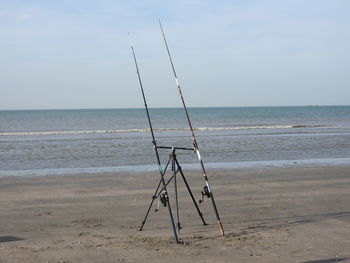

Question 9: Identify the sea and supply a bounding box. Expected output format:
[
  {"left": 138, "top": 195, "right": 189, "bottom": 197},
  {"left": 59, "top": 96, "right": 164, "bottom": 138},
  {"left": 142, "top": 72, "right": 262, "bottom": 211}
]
[{"left": 1, "top": 106, "right": 350, "bottom": 177}]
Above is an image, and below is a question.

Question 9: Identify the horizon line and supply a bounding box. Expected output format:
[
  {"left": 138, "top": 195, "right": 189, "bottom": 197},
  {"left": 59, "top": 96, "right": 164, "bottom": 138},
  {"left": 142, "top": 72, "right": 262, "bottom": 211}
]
[{"left": 1, "top": 104, "right": 349, "bottom": 111}]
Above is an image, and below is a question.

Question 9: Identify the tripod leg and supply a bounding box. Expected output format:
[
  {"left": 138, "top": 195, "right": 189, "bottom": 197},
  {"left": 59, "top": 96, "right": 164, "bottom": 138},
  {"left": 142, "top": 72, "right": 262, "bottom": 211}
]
[
  {"left": 173, "top": 154, "right": 181, "bottom": 232},
  {"left": 158, "top": 156, "right": 179, "bottom": 243},
  {"left": 157, "top": 162, "right": 180, "bottom": 243},
  {"left": 164, "top": 190, "right": 179, "bottom": 243},
  {"left": 139, "top": 156, "right": 172, "bottom": 231},
  {"left": 174, "top": 157, "right": 207, "bottom": 226},
  {"left": 139, "top": 179, "right": 161, "bottom": 231}
]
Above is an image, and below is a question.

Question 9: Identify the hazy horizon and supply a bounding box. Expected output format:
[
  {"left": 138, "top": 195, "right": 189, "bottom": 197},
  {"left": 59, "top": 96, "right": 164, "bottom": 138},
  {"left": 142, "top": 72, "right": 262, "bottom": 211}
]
[{"left": 1, "top": 104, "right": 349, "bottom": 112}]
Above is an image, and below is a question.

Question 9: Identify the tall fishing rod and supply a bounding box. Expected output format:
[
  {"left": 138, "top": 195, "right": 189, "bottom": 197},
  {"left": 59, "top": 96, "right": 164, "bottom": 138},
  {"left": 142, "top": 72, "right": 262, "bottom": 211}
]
[
  {"left": 128, "top": 33, "right": 179, "bottom": 243},
  {"left": 158, "top": 20, "right": 225, "bottom": 236}
]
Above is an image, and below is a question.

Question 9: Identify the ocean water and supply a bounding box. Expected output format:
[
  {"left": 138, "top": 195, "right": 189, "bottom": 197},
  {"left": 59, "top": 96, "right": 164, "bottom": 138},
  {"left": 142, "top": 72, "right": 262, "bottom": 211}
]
[{"left": 1, "top": 106, "right": 350, "bottom": 176}]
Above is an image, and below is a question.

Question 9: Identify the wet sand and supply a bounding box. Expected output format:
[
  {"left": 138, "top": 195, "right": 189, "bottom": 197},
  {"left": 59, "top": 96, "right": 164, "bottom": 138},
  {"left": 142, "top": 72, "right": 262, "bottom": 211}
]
[{"left": 0, "top": 166, "right": 349, "bottom": 262}]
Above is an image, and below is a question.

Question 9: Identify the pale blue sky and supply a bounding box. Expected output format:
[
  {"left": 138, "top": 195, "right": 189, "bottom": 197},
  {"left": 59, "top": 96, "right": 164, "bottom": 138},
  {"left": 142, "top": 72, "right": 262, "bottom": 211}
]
[{"left": 1, "top": 0, "right": 349, "bottom": 110}]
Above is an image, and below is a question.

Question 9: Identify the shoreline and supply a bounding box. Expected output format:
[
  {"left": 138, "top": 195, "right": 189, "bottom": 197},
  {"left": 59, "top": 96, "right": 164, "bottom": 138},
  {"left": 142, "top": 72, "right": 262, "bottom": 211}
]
[
  {"left": 1, "top": 157, "right": 350, "bottom": 178},
  {"left": 0, "top": 165, "right": 349, "bottom": 262}
]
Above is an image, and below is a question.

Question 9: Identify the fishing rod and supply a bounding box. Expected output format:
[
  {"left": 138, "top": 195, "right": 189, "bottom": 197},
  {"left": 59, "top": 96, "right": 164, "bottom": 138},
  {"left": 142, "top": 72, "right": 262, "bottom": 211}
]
[
  {"left": 128, "top": 33, "right": 179, "bottom": 243},
  {"left": 158, "top": 20, "right": 225, "bottom": 236}
]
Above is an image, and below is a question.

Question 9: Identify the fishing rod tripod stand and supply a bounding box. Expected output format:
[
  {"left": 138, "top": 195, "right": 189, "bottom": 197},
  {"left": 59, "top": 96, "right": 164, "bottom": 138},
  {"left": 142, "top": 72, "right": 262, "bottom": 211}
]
[
  {"left": 139, "top": 146, "right": 208, "bottom": 240},
  {"left": 130, "top": 21, "right": 224, "bottom": 242}
]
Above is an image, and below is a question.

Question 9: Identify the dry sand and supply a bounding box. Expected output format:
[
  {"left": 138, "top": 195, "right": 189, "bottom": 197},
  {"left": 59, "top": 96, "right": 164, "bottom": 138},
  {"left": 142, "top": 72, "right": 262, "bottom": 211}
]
[{"left": 0, "top": 165, "right": 349, "bottom": 262}]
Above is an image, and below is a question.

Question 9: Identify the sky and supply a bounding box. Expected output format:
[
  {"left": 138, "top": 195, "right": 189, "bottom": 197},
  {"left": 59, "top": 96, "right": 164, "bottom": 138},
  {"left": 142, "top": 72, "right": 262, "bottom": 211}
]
[{"left": 0, "top": 0, "right": 349, "bottom": 110}]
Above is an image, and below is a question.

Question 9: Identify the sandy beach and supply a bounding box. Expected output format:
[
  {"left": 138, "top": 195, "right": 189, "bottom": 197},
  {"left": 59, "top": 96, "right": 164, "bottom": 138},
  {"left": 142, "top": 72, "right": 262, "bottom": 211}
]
[{"left": 0, "top": 165, "right": 349, "bottom": 262}]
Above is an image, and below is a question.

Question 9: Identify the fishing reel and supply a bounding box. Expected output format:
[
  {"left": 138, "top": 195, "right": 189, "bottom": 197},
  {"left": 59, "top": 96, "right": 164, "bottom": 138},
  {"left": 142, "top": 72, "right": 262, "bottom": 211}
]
[
  {"left": 160, "top": 193, "right": 167, "bottom": 207},
  {"left": 199, "top": 186, "right": 211, "bottom": 203},
  {"left": 155, "top": 192, "right": 168, "bottom": 212}
]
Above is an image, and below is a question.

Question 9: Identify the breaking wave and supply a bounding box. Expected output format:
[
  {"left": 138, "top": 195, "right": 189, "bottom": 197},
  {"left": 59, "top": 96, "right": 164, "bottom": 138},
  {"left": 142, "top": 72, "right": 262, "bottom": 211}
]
[{"left": 0, "top": 125, "right": 326, "bottom": 136}]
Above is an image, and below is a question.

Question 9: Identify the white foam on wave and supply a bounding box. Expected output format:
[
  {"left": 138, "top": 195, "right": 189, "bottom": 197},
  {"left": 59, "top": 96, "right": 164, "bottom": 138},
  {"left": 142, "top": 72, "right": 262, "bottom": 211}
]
[
  {"left": 0, "top": 129, "right": 149, "bottom": 136},
  {"left": 0, "top": 125, "right": 327, "bottom": 136}
]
